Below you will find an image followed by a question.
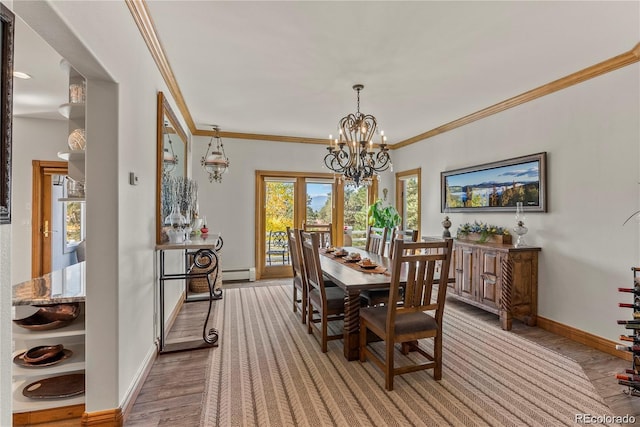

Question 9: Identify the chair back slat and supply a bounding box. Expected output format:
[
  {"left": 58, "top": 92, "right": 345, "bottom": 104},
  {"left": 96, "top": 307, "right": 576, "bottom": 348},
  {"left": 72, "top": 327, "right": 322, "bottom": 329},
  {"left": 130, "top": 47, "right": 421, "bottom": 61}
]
[
  {"left": 389, "top": 229, "right": 418, "bottom": 259},
  {"left": 303, "top": 222, "right": 333, "bottom": 248},
  {"left": 365, "top": 226, "right": 388, "bottom": 256},
  {"left": 300, "top": 231, "right": 326, "bottom": 300},
  {"left": 386, "top": 239, "right": 454, "bottom": 331},
  {"left": 287, "top": 227, "right": 305, "bottom": 289}
]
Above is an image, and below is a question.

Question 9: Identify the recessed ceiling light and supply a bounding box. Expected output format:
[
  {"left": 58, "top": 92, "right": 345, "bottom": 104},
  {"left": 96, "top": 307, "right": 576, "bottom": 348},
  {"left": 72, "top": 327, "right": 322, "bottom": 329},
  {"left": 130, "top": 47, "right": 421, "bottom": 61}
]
[{"left": 13, "top": 71, "right": 32, "bottom": 79}]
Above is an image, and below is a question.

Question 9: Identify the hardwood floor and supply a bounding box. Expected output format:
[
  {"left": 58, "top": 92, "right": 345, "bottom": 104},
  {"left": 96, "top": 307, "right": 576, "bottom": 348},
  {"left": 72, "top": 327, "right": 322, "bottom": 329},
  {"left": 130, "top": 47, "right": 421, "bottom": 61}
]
[{"left": 121, "top": 280, "right": 640, "bottom": 426}]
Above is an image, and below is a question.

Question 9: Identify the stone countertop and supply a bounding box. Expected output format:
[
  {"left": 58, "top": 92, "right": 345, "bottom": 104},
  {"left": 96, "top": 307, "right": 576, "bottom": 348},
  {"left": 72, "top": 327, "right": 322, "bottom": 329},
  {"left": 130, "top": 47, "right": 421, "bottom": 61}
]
[{"left": 12, "top": 261, "right": 86, "bottom": 306}]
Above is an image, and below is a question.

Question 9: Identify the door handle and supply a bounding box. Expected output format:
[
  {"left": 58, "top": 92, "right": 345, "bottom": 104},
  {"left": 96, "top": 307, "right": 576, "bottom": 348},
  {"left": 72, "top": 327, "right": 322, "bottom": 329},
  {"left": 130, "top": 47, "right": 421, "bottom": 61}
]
[{"left": 43, "top": 220, "right": 50, "bottom": 238}]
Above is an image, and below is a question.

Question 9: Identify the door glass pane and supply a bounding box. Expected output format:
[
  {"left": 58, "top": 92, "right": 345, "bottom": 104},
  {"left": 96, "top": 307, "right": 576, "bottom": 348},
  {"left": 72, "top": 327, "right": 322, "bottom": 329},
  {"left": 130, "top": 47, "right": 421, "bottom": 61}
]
[
  {"left": 305, "top": 180, "right": 333, "bottom": 226},
  {"left": 343, "top": 186, "right": 369, "bottom": 248},
  {"left": 264, "top": 179, "right": 294, "bottom": 266},
  {"left": 64, "top": 201, "right": 85, "bottom": 249},
  {"left": 402, "top": 176, "right": 419, "bottom": 230}
]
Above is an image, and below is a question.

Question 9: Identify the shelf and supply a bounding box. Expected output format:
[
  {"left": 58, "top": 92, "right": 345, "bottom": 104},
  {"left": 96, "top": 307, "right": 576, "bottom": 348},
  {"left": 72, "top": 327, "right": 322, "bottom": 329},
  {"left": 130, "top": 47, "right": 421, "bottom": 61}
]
[
  {"left": 56, "top": 150, "right": 85, "bottom": 162},
  {"left": 12, "top": 313, "right": 86, "bottom": 341},
  {"left": 58, "top": 102, "right": 85, "bottom": 119},
  {"left": 12, "top": 371, "right": 85, "bottom": 413},
  {"left": 12, "top": 344, "right": 85, "bottom": 380}
]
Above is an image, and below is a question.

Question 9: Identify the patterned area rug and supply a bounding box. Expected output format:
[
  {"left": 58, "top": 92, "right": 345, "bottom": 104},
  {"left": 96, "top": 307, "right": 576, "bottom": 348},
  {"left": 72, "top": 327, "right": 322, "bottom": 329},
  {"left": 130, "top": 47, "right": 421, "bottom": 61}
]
[{"left": 200, "top": 285, "right": 615, "bottom": 426}]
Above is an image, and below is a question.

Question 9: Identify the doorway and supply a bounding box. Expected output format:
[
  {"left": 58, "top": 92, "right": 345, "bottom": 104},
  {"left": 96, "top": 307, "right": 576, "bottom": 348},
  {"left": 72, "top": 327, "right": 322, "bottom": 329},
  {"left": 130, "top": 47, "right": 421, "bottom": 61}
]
[
  {"left": 255, "top": 171, "right": 344, "bottom": 279},
  {"left": 31, "top": 160, "right": 70, "bottom": 277}
]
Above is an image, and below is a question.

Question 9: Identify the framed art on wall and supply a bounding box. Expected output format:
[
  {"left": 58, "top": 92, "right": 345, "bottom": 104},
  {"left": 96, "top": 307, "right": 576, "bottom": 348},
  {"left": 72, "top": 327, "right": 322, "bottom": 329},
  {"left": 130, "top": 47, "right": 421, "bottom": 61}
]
[
  {"left": 441, "top": 152, "right": 547, "bottom": 213},
  {"left": 0, "top": 3, "right": 13, "bottom": 224}
]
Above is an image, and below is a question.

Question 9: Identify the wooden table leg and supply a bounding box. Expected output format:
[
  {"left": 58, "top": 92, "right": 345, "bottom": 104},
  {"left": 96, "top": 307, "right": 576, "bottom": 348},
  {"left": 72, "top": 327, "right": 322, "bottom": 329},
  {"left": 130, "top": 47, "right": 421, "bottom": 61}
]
[
  {"left": 343, "top": 289, "right": 361, "bottom": 360},
  {"left": 500, "top": 256, "right": 513, "bottom": 331}
]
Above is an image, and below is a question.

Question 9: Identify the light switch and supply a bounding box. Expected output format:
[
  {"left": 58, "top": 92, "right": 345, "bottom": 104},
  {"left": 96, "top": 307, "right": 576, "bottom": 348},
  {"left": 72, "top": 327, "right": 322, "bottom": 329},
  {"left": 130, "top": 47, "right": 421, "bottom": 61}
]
[{"left": 129, "top": 172, "right": 139, "bottom": 185}]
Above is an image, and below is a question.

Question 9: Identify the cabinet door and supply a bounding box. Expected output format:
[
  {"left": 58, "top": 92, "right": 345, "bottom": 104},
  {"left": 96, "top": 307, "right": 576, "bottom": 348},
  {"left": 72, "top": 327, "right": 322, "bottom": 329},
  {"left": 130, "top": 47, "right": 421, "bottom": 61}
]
[
  {"left": 478, "top": 249, "right": 501, "bottom": 309},
  {"left": 455, "top": 245, "right": 474, "bottom": 298}
]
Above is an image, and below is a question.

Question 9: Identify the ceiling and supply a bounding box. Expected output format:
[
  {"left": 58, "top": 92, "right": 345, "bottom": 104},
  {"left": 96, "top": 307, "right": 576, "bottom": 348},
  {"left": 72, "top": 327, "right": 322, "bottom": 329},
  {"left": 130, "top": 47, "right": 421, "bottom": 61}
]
[{"left": 12, "top": 1, "right": 639, "bottom": 144}]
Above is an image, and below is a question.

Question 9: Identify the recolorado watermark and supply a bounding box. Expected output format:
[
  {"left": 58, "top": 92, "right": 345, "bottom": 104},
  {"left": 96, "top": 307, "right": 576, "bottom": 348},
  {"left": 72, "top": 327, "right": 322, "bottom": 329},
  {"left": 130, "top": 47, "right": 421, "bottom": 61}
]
[{"left": 575, "top": 414, "right": 636, "bottom": 424}]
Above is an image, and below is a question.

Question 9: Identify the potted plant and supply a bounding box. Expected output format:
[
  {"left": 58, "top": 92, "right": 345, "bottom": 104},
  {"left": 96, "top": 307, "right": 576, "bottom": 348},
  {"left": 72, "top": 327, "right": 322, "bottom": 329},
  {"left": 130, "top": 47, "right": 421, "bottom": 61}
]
[{"left": 367, "top": 199, "right": 401, "bottom": 231}]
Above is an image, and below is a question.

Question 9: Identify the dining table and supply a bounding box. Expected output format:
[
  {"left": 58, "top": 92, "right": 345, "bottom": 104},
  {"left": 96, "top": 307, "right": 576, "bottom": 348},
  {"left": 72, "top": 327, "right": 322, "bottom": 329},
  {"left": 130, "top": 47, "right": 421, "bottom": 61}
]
[{"left": 319, "top": 246, "right": 406, "bottom": 361}]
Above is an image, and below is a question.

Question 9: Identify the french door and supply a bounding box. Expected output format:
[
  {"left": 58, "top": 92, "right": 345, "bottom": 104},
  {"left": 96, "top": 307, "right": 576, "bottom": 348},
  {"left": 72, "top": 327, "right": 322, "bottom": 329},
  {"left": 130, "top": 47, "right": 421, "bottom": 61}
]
[
  {"left": 256, "top": 171, "right": 343, "bottom": 279},
  {"left": 256, "top": 171, "right": 379, "bottom": 279}
]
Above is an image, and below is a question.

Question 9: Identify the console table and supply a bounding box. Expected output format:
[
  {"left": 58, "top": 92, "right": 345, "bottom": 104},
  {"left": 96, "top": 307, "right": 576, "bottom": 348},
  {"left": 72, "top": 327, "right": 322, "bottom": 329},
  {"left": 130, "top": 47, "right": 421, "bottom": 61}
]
[{"left": 155, "top": 237, "right": 223, "bottom": 353}]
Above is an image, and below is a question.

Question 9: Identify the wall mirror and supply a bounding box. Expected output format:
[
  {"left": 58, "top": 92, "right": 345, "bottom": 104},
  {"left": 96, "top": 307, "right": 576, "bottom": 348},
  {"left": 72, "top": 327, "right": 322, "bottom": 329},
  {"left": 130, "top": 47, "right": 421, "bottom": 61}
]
[
  {"left": 0, "top": 3, "right": 14, "bottom": 224},
  {"left": 156, "top": 91, "right": 188, "bottom": 244}
]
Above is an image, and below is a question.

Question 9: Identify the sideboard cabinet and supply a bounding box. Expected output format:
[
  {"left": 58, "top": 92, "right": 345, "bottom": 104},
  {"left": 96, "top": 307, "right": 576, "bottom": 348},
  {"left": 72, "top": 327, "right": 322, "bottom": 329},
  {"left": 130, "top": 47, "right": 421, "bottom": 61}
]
[{"left": 451, "top": 240, "right": 540, "bottom": 330}]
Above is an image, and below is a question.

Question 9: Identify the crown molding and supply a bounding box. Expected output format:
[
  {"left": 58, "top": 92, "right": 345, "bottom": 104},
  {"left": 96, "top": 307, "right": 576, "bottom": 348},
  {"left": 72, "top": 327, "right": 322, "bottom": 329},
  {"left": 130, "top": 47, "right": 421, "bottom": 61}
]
[
  {"left": 125, "top": 0, "right": 196, "bottom": 133},
  {"left": 126, "top": 4, "right": 638, "bottom": 150},
  {"left": 193, "top": 128, "right": 331, "bottom": 145},
  {"left": 392, "top": 42, "right": 640, "bottom": 149}
]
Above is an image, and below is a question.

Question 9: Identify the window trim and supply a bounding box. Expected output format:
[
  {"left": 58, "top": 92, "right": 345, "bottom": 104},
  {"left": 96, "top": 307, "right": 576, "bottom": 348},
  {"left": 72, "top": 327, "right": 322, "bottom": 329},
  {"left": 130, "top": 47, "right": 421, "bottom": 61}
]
[{"left": 395, "top": 168, "right": 421, "bottom": 235}]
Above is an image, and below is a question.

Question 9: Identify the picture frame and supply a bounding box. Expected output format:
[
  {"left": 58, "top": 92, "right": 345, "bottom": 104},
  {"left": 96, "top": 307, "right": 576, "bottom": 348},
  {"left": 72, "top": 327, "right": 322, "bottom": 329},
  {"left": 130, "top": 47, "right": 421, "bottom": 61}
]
[
  {"left": 0, "top": 3, "right": 14, "bottom": 224},
  {"left": 441, "top": 152, "right": 547, "bottom": 213}
]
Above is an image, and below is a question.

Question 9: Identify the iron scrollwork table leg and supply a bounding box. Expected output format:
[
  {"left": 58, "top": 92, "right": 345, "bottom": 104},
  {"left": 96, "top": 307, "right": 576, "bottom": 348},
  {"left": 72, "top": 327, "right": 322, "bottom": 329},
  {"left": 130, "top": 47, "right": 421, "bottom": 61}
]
[{"left": 157, "top": 237, "right": 224, "bottom": 354}]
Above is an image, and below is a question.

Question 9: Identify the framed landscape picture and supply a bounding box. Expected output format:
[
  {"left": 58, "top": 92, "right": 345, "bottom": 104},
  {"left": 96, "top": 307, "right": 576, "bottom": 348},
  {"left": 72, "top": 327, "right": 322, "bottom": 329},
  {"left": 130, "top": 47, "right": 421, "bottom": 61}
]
[{"left": 441, "top": 152, "right": 547, "bottom": 213}]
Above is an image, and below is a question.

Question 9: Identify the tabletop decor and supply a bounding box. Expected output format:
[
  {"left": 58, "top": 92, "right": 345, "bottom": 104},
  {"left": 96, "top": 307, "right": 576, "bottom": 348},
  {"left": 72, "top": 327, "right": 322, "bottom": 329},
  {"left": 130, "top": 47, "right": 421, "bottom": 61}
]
[
  {"left": 456, "top": 221, "right": 511, "bottom": 244},
  {"left": 161, "top": 175, "right": 199, "bottom": 242}
]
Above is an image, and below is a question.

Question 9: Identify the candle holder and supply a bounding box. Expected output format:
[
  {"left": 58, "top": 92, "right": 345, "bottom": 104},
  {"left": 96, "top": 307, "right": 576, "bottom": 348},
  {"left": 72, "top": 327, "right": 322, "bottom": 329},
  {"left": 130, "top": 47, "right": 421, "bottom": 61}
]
[{"left": 513, "top": 202, "right": 528, "bottom": 247}]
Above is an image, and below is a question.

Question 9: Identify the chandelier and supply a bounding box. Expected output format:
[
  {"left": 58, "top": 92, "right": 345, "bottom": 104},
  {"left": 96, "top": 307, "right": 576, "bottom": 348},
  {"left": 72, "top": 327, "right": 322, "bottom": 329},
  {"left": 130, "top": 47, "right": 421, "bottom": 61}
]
[
  {"left": 162, "top": 120, "right": 178, "bottom": 175},
  {"left": 201, "top": 125, "right": 230, "bottom": 183},
  {"left": 324, "top": 84, "right": 391, "bottom": 187}
]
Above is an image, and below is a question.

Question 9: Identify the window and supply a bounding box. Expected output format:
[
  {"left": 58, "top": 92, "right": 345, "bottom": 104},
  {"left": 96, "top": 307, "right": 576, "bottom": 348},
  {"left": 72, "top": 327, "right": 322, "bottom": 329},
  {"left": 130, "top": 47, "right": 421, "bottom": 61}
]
[
  {"left": 396, "top": 168, "right": 421, "bottom": 233},
  {"left": 64, "top": 201, "right": 85, "bottom": 252}
]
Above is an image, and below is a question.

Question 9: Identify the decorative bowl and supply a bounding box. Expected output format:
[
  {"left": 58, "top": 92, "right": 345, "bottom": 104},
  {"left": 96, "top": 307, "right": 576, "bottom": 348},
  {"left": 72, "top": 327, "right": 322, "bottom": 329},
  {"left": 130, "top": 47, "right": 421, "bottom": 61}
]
[
  {"left": 23, "top": 344, "right": 64, "bottom": 364},
  {"left": 13, "top": 303, "right": 81, "bottom": 331},
  {"left": 15, "top": 347, "right": 73, "bottom": 368}
]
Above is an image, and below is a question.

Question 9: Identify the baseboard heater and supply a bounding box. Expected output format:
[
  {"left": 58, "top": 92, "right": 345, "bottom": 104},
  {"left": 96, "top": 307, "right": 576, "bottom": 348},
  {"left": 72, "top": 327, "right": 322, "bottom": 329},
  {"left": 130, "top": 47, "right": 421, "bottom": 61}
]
[{"left": 222, "top": 267, "right": 256, "bottom": 282}]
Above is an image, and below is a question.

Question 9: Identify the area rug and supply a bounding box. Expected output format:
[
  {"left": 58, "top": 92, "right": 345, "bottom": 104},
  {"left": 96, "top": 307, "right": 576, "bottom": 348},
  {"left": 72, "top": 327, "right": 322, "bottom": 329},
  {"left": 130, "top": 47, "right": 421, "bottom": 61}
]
[{"left": 200, "top": 284, "right": 616, "bottom": 426}]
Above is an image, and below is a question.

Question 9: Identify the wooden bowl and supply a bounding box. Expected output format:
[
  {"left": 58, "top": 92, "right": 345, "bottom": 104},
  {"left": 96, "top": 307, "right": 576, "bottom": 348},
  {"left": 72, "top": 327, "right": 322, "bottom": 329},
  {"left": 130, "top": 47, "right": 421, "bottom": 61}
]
[
  {"left": 23, "top": 344, "right": 64, "bottom": 364},
  {"left": 13, "top": 303, "right": 81, "bottom": 331}
]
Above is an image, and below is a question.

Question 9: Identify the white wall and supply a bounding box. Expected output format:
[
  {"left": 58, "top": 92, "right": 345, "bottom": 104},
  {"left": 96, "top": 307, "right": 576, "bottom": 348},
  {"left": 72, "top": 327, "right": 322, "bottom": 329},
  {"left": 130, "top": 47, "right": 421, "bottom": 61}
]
[
  {"left": 0, "top": 225, "right": 11, "bottom": 426},
  {"left": 392, "top": 64, "right": 639, "bottom": 342},
  {"left": 192, "top": 138, "right": 351, "bottom": 269},
  {"left": 13, "top": 0, "right": 185, "bottom": 412},
  {"left": 11, "top": 117, "right": 68, "bottom": 284}
]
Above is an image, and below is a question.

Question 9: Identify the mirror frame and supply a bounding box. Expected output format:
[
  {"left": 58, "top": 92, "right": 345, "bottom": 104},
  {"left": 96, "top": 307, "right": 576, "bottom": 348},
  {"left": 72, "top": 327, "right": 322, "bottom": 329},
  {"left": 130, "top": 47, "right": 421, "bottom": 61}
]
[
  {"left": 156, "top": 91, "right": 188, "bottom": 244},
  {"left": 0, "top": 3, "right": 14, "bottom": 225}
]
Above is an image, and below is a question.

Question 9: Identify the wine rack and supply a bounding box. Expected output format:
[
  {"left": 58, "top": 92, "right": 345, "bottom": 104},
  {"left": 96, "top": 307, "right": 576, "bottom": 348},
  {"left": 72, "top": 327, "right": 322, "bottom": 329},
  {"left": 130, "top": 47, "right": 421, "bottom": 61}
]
[{"left": 616, "top": 267, "right": 640, "bottom": 397}]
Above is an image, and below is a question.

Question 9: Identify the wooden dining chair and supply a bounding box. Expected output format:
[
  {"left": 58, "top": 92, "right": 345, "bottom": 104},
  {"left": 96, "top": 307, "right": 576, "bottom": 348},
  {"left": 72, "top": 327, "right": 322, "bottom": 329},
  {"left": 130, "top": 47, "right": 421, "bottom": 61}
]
[
  {"left": 287, "top": 227, "right": 308, "bottom": 323},
  {"left": 359, "top": 238, "right": 453, "bottom": 391},
  {"left": 361, "top": 228, "right": 419, "bottom": 307},
  {"left": 300, "top": 231, "right": 345, "bottom": 352},
  {"left": 388, "top": 228, "right": 419, "bottom": 259},
  {"left": 303, "top": 222, "right": 333, "bottom": 248},
  {"left": 364, "top": 226, "right": 388, "bottom": 256}
]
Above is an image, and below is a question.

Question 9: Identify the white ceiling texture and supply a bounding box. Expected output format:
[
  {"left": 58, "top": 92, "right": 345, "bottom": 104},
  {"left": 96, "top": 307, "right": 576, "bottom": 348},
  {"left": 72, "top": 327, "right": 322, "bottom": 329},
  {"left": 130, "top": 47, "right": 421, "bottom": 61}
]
[{"left": 13, "top": 1, "right": 640, "bottom": 145}]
